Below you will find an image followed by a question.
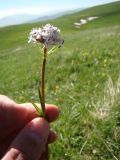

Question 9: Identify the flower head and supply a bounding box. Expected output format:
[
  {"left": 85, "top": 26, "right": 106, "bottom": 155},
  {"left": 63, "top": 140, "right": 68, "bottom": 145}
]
[{"left": 28, "top": 24, "right": 64, "bottom": 48}]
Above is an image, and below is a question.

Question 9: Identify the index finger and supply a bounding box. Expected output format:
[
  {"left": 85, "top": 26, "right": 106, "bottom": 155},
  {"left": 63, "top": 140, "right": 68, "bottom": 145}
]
[
  {"left": 0, "top": 100, "right": 59, "bottom": 140},
  {"left": 20, "top": 103, "right": 60, "bottom": 123}
]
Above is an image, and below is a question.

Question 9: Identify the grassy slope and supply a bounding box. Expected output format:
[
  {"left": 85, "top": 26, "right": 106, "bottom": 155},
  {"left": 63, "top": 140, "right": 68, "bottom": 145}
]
[{"left": 0, "top": 1, "right": 120, "bottom": 159}]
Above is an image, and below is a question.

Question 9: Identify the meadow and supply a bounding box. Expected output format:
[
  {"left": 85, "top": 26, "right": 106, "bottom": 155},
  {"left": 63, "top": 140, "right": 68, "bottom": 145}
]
[{"left": 0, "top": 1, "right": 120, "bottom": 159}]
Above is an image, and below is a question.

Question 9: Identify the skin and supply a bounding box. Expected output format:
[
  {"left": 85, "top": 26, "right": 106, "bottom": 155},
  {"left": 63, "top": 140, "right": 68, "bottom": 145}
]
[{"left": 0, "top": 95, "right": 59, "bottom": 160}]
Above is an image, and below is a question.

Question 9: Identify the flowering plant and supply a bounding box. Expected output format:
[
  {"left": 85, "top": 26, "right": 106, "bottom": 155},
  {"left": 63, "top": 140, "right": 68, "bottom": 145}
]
[{"left": 28, "top": 24, "right": 64, "bottom": 117}]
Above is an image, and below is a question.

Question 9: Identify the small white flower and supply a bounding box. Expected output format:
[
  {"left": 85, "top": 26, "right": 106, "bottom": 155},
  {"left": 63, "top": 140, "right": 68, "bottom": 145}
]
[{"left": 28, "top": 24, "right": 64, "bottom": 48}]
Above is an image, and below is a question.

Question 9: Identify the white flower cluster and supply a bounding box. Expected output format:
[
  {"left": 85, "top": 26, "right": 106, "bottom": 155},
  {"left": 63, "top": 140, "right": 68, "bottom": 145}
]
[{"left": 28, "top": 24, "right": 64, "bottom": 48}]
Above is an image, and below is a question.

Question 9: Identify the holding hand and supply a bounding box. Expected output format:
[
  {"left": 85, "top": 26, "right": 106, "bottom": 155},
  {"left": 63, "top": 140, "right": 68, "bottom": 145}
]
[{"left": 0, "top": 95, "right": 59, "bottom": 160}]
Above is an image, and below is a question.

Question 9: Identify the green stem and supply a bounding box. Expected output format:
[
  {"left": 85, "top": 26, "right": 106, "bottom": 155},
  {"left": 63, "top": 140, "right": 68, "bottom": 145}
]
[
  {"left": 38, "top": 83, "right": 44, "bottom": 113},
  {"left": 41, "top": 47, "right": 47, "bottom": 117},
  {"left": 41, "top": 47, "right": 49, "bottom": 160}
]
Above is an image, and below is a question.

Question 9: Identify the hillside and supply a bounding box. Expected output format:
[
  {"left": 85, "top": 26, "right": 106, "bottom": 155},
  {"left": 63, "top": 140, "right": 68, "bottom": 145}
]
[
  {"left": 0, "top": 1, "right": 120, "bottom": 160},
  {"left": 50, "top": 1, "right": 120, "bottom": 30},
  {"left": 0, "top": 1, "right": 120, "bottom": 51}
]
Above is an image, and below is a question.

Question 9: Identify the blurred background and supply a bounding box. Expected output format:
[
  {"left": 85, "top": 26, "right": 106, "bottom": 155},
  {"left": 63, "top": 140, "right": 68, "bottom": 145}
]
[{"left": 0, "top": 0, "right": 120, "bottom": 159}]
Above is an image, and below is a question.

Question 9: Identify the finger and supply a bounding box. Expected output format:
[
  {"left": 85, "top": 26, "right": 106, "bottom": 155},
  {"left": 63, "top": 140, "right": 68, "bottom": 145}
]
[
  {"left": 0, "top": 130, "right": 57, "bottom": 159},
  {"left": 20, "top": 103, "right": 60, "bottom": 123},
  {"left": 0, "top": 129, "right": 57, "bottom": 158},
  {"left": 0, "top": 131, "right": 18, "bottom": 158},
  {"left": 0, "top": 95, "right": 60, "bottom": 124},
  {"left": 48, "top": 129, "right": 57, "bottom": 144},
  {"left": 2, "top": 118, "right": 50, "bottom": 160},
  {"left": 0, "top": 103, "right": 38, "bottom": 140},
  {"left": 0, "top": 100, "right": 59, "bottom": 139},
  {"left": 39, "top": 145, "right": 49, "bottom": 160},
  {"left": 45, "top": 104, "right": 60, "bottom": 122}
]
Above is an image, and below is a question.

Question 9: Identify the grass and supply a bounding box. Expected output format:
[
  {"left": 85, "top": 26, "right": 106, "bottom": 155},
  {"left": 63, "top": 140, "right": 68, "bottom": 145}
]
[{"left": 0, "top": 1, "right": 120, "bottom": 159}]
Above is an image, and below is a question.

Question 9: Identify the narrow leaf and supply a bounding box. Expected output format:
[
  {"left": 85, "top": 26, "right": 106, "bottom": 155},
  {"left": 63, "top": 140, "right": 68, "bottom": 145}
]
[{"left": 31, "top": 100, "right": 43, "bottom": 116}]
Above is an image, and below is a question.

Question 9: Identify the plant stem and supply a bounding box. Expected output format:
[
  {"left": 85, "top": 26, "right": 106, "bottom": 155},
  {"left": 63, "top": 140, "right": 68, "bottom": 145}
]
[
  {"left": 42, "top": 47, "right": 49, "bottom": 160},
  {"left": 41, "top": 47, "right": 47, "bottom": 117}
]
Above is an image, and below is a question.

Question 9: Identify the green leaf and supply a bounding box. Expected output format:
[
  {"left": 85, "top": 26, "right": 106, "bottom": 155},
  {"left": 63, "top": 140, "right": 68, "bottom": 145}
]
[{"left": 31, "top": 100, "right": 43, "bottom": 116}]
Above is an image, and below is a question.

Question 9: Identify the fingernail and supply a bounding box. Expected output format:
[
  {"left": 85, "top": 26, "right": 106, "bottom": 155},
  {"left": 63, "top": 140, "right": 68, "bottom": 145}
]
[{"left": 15, "top": 153, "right": 26, "bottom": 160}]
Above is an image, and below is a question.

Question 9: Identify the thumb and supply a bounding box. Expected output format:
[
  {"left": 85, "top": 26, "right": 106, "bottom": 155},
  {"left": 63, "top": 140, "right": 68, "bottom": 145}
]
[{"left": 2, "top": 118, "right": 50, "bottom": 160}]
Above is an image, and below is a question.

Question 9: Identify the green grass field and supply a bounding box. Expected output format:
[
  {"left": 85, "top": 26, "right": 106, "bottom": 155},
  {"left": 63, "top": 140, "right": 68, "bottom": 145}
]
[{"left": 0, "top": 1, "right": 120, "bottom": 159}]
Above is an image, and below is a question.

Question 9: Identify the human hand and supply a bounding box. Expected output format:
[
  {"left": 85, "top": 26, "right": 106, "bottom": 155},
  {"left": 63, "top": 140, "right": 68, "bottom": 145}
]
[{"left": 0, "top": 95, "right": 59, "bottom": 160}]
